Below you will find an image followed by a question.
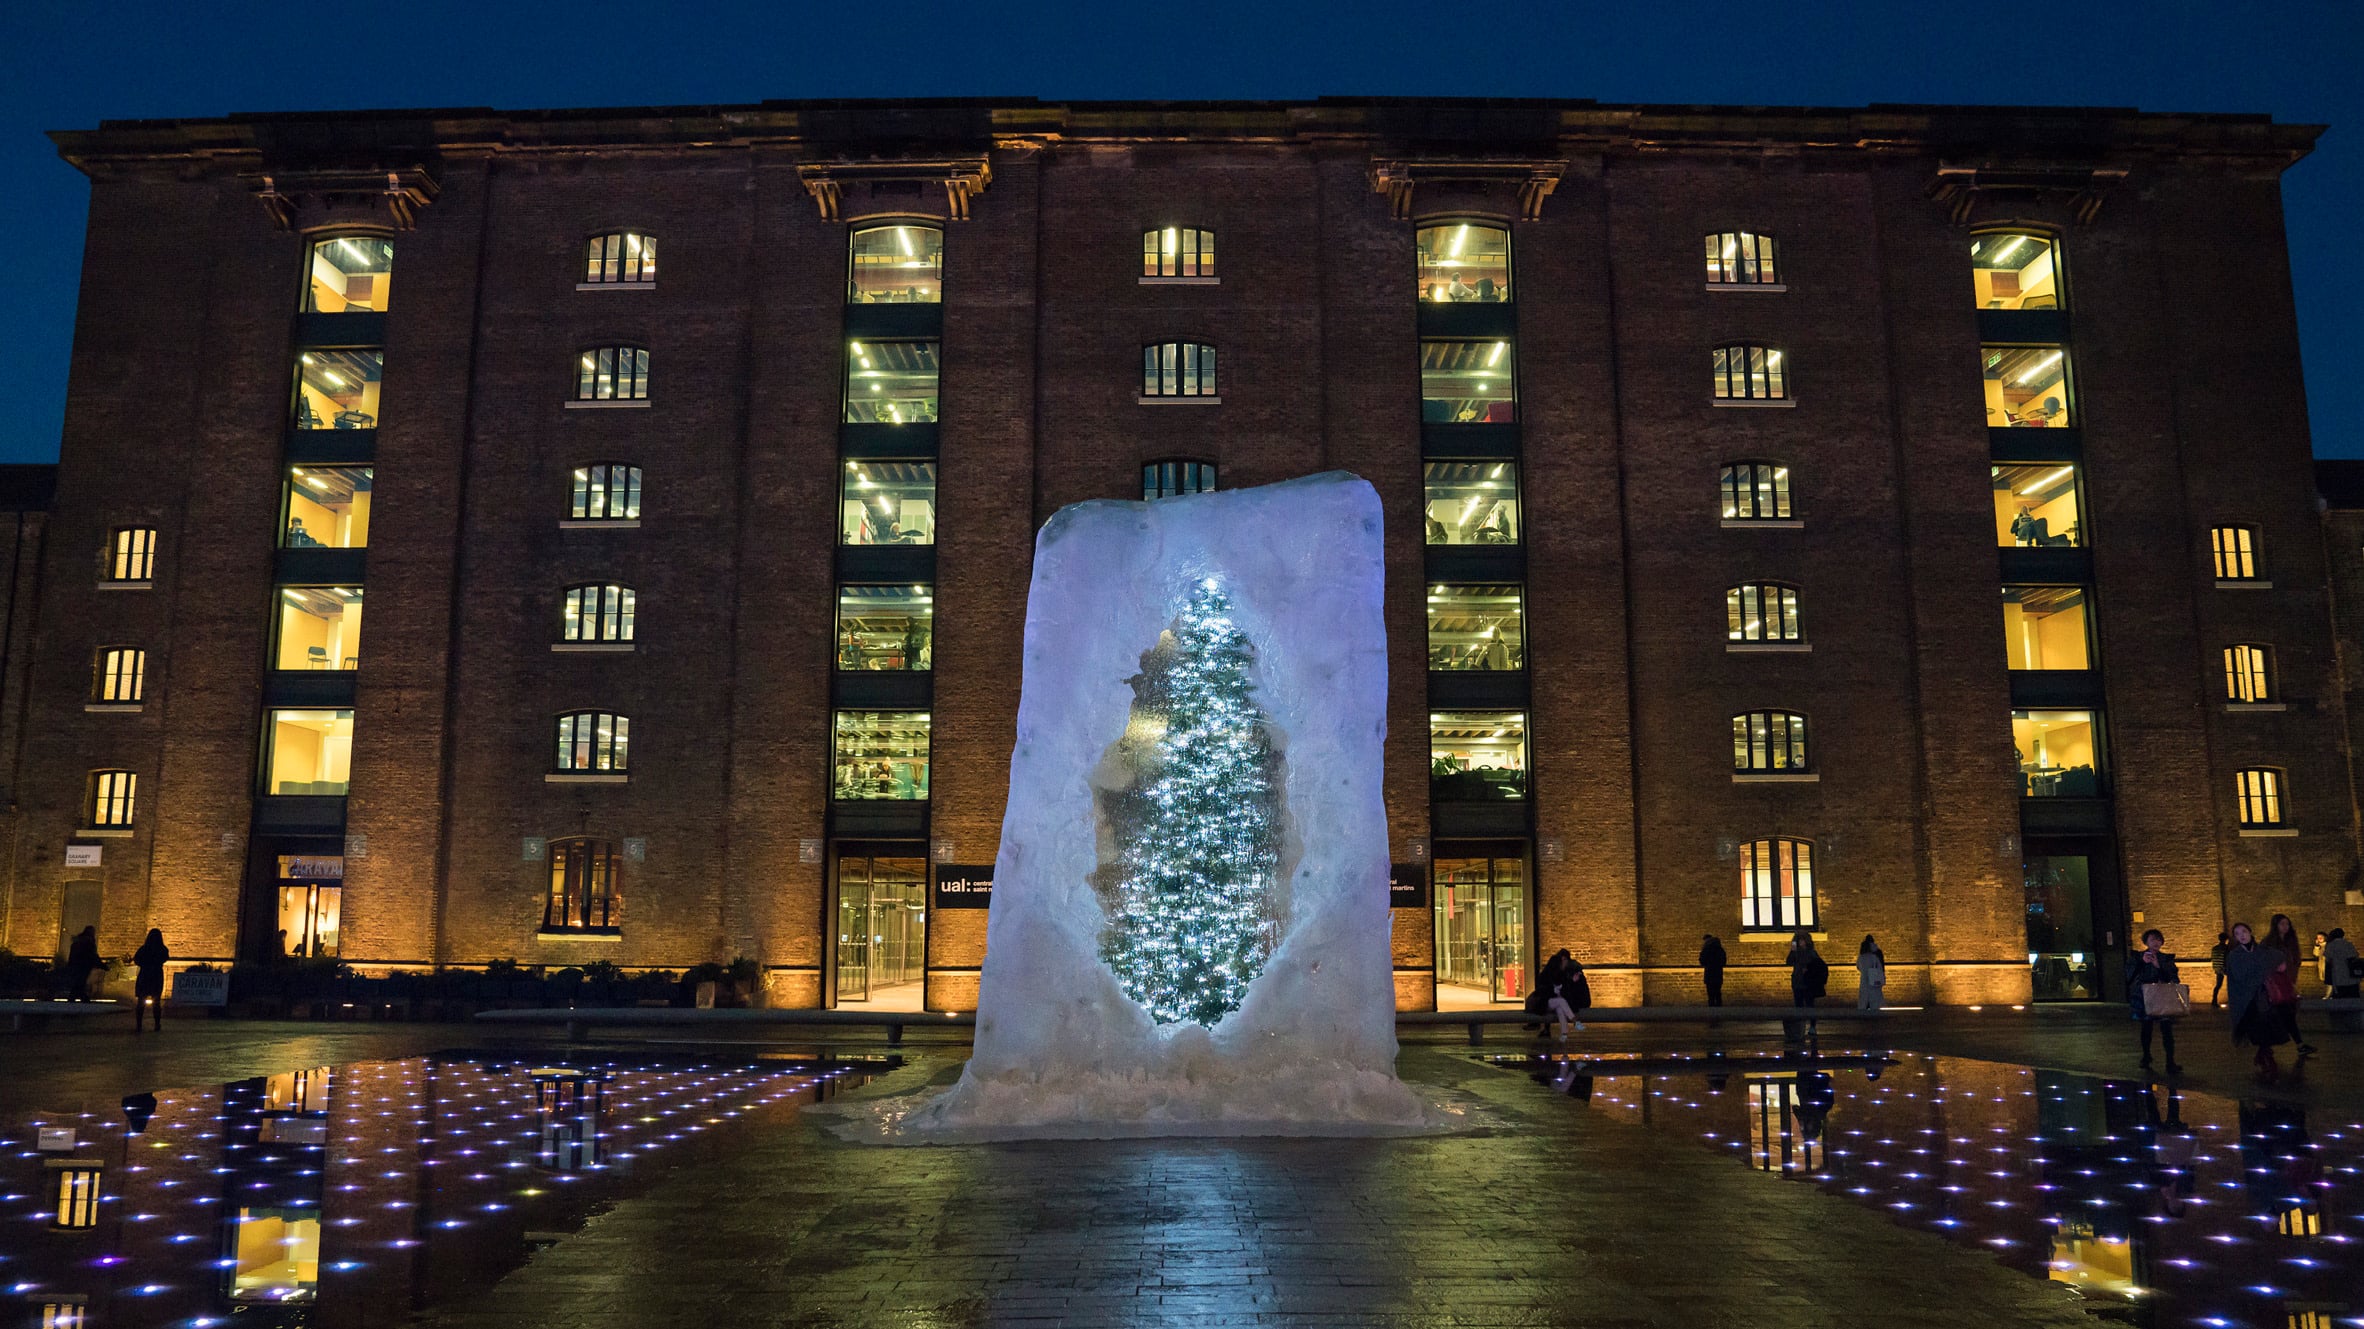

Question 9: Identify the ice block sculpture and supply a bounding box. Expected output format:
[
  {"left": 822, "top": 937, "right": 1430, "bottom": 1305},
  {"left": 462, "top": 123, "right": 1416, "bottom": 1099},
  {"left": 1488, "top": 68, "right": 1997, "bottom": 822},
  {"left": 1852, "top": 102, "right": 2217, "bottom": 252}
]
[{"left": 887, "top": 471, "right": 1442, "bottom": 1139}]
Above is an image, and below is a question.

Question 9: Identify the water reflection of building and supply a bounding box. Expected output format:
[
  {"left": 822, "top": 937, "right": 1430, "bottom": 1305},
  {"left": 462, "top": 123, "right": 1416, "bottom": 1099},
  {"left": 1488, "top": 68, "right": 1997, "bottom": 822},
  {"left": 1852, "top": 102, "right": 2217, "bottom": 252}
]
[
  {"left": 1745, "top": 1071, "right": 1833, "bottom": 1178},
  {"left": 531, "top": 1067, "right": 611, "bottom": 1172},
  {"left": 221, "top": 1067, "right": 333, "bottom": 1316}
]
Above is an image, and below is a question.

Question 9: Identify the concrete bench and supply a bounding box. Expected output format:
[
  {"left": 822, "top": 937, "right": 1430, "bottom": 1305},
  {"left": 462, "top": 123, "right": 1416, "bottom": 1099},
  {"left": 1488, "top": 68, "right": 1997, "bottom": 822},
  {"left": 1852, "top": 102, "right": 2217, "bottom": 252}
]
[
  {"left": 0, "top": 999, "right": 125, "bottom": 1032},
  {"left": 1398, "top": 1005, "right": 1893, "bottom": 1045}
]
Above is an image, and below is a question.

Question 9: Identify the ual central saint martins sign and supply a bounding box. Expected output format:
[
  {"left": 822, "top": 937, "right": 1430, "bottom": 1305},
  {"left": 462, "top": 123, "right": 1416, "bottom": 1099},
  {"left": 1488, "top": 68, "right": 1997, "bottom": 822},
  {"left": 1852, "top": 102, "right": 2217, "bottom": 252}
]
[{"left": 932, "top": 864, "right": 994, "bottom": 909}]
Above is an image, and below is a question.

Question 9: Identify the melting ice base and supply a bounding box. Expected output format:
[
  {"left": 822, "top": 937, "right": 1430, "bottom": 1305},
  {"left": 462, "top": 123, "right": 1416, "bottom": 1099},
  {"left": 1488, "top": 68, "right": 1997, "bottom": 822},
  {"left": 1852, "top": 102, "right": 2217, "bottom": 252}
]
[{"left": 838, "top": 472, "right": 1455, "bottom": 1142}]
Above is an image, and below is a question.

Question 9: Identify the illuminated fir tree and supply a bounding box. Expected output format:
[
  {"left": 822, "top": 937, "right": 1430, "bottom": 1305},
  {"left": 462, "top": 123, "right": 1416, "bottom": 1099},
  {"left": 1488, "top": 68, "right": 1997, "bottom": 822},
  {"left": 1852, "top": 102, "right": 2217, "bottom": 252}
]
[{"left": 1098, "top": 578, "right": 1285, "bottom": 1026}]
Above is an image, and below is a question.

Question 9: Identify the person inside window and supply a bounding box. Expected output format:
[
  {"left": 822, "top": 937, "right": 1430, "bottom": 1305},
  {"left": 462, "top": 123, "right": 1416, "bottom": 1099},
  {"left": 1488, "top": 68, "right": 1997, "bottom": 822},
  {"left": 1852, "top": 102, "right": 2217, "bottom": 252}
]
[{"left": 1446, "top": 274, "right": 1475, "bottom": 302}]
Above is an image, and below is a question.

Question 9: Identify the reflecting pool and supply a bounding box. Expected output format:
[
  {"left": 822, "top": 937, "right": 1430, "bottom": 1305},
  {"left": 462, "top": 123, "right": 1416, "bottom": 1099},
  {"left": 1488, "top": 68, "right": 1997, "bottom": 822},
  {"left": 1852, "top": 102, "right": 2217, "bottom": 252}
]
[
  {"left": 0, "top": 1052, "right": 876, "bottom": 1327},
  {"left": 1507, "top": 1050, "right": 2362, "bottom": 1327}
]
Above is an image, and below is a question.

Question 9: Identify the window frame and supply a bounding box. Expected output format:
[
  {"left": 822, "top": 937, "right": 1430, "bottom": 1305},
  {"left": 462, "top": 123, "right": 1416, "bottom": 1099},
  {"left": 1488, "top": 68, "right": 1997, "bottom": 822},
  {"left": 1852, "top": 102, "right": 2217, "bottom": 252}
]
[
  {"left": 93, "top": 647, "right": 145, "bottom": 704},
  {"left": 1719, "top": 460, "right": 1795, "bottom": 522},
  {"left": 582, "top": 231, "right": 657, "bottom": 287},
  {"left": 1142, "top": 459, "right": 1218, "bottom": 500},
  {"left": 2235, "top": 766, "right": 2287, "bottom": 830},
  {"left": 568, "top": 463, "right": 644, "bottom": 522},
  {"left": 573, "top": 345, "right": 650, "bottom": 402},
  {"left": 2211, "top": 524, "right": 2265, "bottom": 582},
  {"left": 833, "top": 584, "right": 934, "bottom": 673},
  {"left": 1982, "top": 343, "right": 2073, "bottom": 428},
  {"left": 1415, "top": 219, "right": 1513, "bottom": 303},
  {"left": 1712, "top": 343, "right": 1790, "bottom": 403},
  {"left": 1425, "top": 584, "right": 1526, "bottom": 673},
  {"left": 86, "top": 769, "right": 137, "bottom": 830},
  {"left": 544, "top": 836, "right": 620, "bottom": 932},
  {"left": 1969, "top": 229, "right": 2064, "bottom": 311},
  {"left": 1141, "top": 341, "right": 1219, "bottom": 401},
  {"left": 1141, "top": 227, "right": 1217, "bottom": 281},
  {"left": 847, "top": 221, "right": 944, "bottom": 304},
  {"left": 51, "top": 1164, "right": 102, "bottom": 1230},
  {"left": 105, "top": 527, "right": 157, "bottom": 584},
  {"left": 1727, "top": 582, "right": 1804, "bottom": 644},
  {"left": 1731, "top": 710, "right": 1811, "bottom": 774},
  {"left": 554, "top": 710, "right": 632, "bottom": 775},
  {"left": 1704, "top": 231, "right": 1781, "bottom": 288},
  {"left": 301, "top": 231, "right": 396, "bottom": 313},
  {"left": 1739, "top": 836, "right": 1818, "bottom": 931},
  {"left": 2223, "top": 643, "right": 2275, "bottom": 704},
  {"left": 561, "top": 583, "right": 637, "bottom": 645}
]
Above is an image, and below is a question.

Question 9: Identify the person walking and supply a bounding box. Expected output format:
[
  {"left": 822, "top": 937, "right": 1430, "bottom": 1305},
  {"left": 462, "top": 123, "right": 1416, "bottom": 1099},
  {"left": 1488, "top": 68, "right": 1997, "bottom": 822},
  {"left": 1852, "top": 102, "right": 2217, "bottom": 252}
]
[
  {"left": 2325, "top": 927, "right": 2361, "bottom": 1000},
  {"left": 1855, "top": 935, "right": 1887, "bottom": 1011},
  {"left": 2265, "top": 913, "right": 2317, "bottom": 1055},
  {"left": 130, "top": 928, "right": 169, "bottom": 1033},
  {"left": 61, "top": 926, "right": 101, "bottom": 1003},
  {"left": 2125, "top": 928, "right": 2185, "bottom": 1075},
  {"left": 2224, "top": 922, "right": 2294, "bottom": 1082},
  {"left": 1785, "top": 931, "right": 1829, "bottom": 1042},
  {"left": 1699, "top": 934, "right": 1728, "bottom": 1007},
  {"left": 2207, "top": 932, "right": 2230, "bottom": 1007}
]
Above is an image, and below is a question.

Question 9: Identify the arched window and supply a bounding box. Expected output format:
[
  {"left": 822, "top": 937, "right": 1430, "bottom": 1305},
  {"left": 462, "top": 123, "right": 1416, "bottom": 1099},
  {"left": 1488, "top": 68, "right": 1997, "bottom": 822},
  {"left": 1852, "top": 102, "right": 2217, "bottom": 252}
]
[
  {"left": 554, "top": 712, "right": 630, "bottom": 774},
  {"left": 1142, "top": 227, "right": 1215, "bottom": 280},
  {"left": 545, "top": 837, "right": 619, "bottom": 931},
  {"left": 87, "top": 769, "right": 137, "bottom": 830},
  {"left": 1732, "top": 711, "right": 1809, "bottom": 773},
  {"left": 1727, "top": 583, "right": 1802, "bottom": 643},
  {"left": 2211, "top": 524, "right": 2263, "bottom": 581},
  {"left": 575, "top": 346, "right": 649, "bottom": 402},
  {"left": 583, "top": 232, "right": 656, "bottom": 285},
  {"left": 1740, "top": 837, "right": 1816, "bottom": 930},
  {"left": 2224, "top": 644, "right": 2274, "bottom": 703},
  {"left": 2235, "top": 767, "right": 2286, "bottom": 829},
  {"left": 304, "top": 233, "right": 395, "bottom": 312},
  {"left": 105, "top": 527, "right": 156, "bottom": 583},
  {"left": 1971, "top": 232, "right": 2059, "bottom": 309},
  {"left": 1142, "top": 342, "right": 1217, "bottom": 399},
  {"left": 569, "top": 464, "right": 642, "bottom": 521},
  {"left": 1416, "top": 222, "right": 1510, "bottom": 302},
  {"left": 1143, "top": 460, "right": 1217, "bottom": 499},
  {"left": 1713, "top": 344, "right": 1788, "bottom": 401},
  {"left": 1720, "top": 461, "right": 1793, "bottom": 521},
  {"left": 1704, "top": 231, "right": 1778, "bottom": 286},
  {"left": 93, "top": 647, "right": 145, "bottom": 704},
  {"left": 848, "top": 223, "right": 942, "bottom": 303},
  {"left": 562, "top": 585, "right": 636, "bottom": 643}
]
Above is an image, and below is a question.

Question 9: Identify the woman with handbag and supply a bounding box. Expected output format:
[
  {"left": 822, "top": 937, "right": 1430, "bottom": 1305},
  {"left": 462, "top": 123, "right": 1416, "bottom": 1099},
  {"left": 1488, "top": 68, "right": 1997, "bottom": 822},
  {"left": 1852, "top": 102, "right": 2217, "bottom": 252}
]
[
  {"left": 2224, "top": 922, "right": 2295, "bottom": 1082},
  {"left": 2125, "top": 929, "right": 2185, "bottom": 1075},
  {"left": 2265, "top": 913, "right": 2318, "bottom": 1055}
]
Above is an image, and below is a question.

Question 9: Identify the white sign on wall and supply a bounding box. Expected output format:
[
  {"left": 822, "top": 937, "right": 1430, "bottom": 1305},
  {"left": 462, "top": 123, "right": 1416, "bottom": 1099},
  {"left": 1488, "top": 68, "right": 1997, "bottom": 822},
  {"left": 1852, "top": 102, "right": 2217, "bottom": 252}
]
[{"left": 62, "top": 845, "right": 102, "bottom": 867}]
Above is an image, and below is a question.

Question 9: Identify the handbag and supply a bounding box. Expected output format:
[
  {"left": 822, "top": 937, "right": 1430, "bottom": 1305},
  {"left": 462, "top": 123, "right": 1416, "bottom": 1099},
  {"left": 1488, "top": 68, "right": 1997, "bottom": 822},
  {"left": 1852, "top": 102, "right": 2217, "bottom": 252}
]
[
  {"left": 2140, "top": 982, "right": 2191, "bottom": 1019},
  {"left": 2264, "top": 968, "right": 2298, "bottom": 1005}
]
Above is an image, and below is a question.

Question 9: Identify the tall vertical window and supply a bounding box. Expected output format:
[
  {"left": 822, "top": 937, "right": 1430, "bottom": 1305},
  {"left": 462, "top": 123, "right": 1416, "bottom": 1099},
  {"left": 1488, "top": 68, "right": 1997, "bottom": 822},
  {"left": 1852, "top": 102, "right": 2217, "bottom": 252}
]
[
  {"left": 1740, "top": 837, "right": 1816, "bottom": 930},
  {"left": 844, "top": 341, "right": 940, "bottom": 423},
  {"left": 1142, "top": 227, "right": 1216, "bottom": 280},
  {"left": 575, "top": 347, "right": 649, "bottom": 402},
  {"left": 2001, "top": 587, "right": 2091, "bottom": 670},
  {"left": 1971, "top": 232, "right": 2059, "bottom": 309},
  {"left": 1727, "top": 584, "right": 1803, "bottom": 643},
  {"left": 274, "top": 586, "right": 363, "bottom": 671},
  {"left": 570, "top": 464, "right": 643, "bottom": 521},
  {"left": 1415, "top": 223, "right": 1511, "bottom": 302},
  {"left": 2014, "top": 709, "right": 2101, "bottom": 797},
  {"left": 562, "top": 584, "right": 637, "bottom": 644},
  {"left": 848, "top": 224, "right": 942, "bottom": 302},
  {"left": 1423, "top": 461, "right": 1520, "bottom": 544},
  {"left": 304, "top": 234, "right": 394, "bottom": 312},
  {"left": 836, "top": 585, "right": 933, "bottom": 671},
  {"left": 106, "top": 527, "right": 156, "bottom": 582},
  {"left": 51, "top": 1166, "right": 102, "bottom": 1229},
  {"left": 2224, "top": 644, "right": 2274, "bottom": 703},
  {"left": 1982, "top": 345, "right": 2071, "bottom": 427},
  {"left": 1732, "top": 711, "right": 1809, "bottom": 773},
  {"left": 1426, "top": 585, "right": 1525, "bottom": 671},
  {"left": 281, "top": 466, "right": 371, "bottom": 548},
  {"left": 839, "top": 461, "right": 936, "bottom": 544},
  {"left": 1992, "top": 464, "right": 2081, "bottom": 546},
  {"left": 292, "top": 350, "right": 383, "bottom": 430},
  {"left": 94, "top": 648, "right": 145, "bottom": 703},
  {"left": 1421, "top": 340, "right": 1515, "bottom": 422},
  {"left": 833, "top": 711, "right": 931, "bottom": 800},
  {"left": 265, "top": 710, "right": 354, "bottom": 796},
  {"left": 1143, "top": 460, "right": 1217, "bottom": 499},
  {"left": 1720, "top": 461, "right": 1793, "bottom": 521},
  {"left": 2211, "top": 525, "right": 2262, "bottom": 581},
  {"left": 555, "top": 712, "right": 630, "bottom": 774},
  {"left": 544, "top": 837, "right": 619, "bottom": 931},
  {"left": 1704, "top": 231, "right": 1778, "bottom": 286},
  {"left": 1712, "top": 344, "right": 1788, "bottom": 401},
  {"left": 2235, "top": 767, "right": 2286, "bottom": 829},
  {"left": 1428, "top": 712, "right": 1528, "bottom": 801},
  {"left": 87, "top": 769, "right": 136, "bottom": 829},
  {"left": 583, "top": 232, "right": 656, "bottom": 285},
  {"left": 1142, "top": 342, "right": 1218, "bottom": 399}
]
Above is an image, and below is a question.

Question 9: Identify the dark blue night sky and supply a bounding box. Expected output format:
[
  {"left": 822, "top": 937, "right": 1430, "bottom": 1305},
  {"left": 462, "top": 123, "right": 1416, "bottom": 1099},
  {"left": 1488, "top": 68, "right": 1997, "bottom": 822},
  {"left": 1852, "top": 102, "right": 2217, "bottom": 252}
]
[{"left": 2, "top": 0, "right": 2358, "bottom": 461}]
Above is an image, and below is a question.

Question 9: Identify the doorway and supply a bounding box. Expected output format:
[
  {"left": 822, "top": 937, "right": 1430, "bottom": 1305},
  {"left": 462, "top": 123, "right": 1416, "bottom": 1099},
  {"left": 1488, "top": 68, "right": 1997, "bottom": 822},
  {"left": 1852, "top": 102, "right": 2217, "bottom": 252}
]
[
  {"left": 2024, "top": 839, "right": 2125, "bottom": 1001},
  {"left": 833, "top": 846, "right": 927, "bottom": 1011},
  {"left": 1432, "top": 843, "right": 1529, "bottom": 1006},
  {"left": 55, "top": 882, "right": 101, "bottom": 960}
]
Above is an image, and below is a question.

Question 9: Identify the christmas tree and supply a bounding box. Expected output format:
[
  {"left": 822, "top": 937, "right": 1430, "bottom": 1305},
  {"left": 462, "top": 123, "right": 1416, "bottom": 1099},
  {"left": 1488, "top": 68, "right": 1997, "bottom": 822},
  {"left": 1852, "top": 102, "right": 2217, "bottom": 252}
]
[{"left": 1097, "top": 578, "right": 1287, "bottom": 1026}]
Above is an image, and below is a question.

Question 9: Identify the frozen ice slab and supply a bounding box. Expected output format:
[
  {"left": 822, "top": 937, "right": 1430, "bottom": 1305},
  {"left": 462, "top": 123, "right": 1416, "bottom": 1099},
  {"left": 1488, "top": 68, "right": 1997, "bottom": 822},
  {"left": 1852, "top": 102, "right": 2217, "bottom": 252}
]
[{"left": 843, "top": 471, "right": 1451, "bottom": 1141}]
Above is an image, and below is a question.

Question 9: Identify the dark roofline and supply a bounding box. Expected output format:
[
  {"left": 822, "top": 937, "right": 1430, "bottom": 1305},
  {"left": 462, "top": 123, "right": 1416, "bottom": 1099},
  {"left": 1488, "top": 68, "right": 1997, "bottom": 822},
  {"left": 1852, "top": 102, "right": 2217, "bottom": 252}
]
[
  {"left": 2317, "top": 460, "right": 2364, "bottom": 509},
  {"left": 0, "top": 465, "right": 58, "bottom": 513}
]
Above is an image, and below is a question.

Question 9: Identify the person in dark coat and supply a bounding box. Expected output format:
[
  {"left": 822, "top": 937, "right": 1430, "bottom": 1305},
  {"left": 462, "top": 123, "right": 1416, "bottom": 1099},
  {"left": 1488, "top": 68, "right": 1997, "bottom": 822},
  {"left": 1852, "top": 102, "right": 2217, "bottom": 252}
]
[
  {"left": 2264, "top": 913, "right": 2317, "bottom": 1055},
  {"left": 131, "top": 928, "right": 169, "bottom": 1033},
  {"left": 1525, "top": 951, "right": 1567, "bottom": 1035},
  {"left": 62, "top": 926, "right": 101, "bottom": 1002},
  {"left": 2124, "top": 927, "right": 2183, "bottom": 1075},
  {"left": 1784, "top": 931, "right": 1828, "bottom": 1042},
  {"left": 1699, "top": 934, "right": 1727, "bottom": 1007},
  {"left": 2223, "top": 921, "right": 2294, "bottom": 1082}
]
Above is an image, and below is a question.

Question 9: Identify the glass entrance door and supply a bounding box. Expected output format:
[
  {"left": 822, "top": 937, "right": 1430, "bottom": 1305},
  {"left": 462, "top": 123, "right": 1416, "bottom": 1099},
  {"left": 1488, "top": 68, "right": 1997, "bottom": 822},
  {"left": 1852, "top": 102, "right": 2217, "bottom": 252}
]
[
  {"left": 834, "top": 848, "right": 927, "bottom": 1009},
  {"left": 836, "top": 877, "right": 871, "bottom": 1003},
  {"left": 2025, "top": 853, "right": 2096, "bottom": 1000},
  {"left": 1433, "top": 851, "right": 1528, "bottom": 1004}
]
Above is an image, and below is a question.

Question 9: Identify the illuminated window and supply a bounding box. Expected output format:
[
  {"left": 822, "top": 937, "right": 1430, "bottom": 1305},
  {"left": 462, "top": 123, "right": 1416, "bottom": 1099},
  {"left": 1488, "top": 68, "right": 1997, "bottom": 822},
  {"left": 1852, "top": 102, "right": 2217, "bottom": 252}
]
[
  {"left": 1705, "top": 231, "right": 1778, "bottom": 286},
  {"left": 2278, "top": 1205, "right": 2323, "bottom": 1240},
  {"left": 570, "top": 463, "right": 642, "bottom": 521},
  {"left": 303, "top": 234, "right": 394, "bottom": 312},
  {"left": 1143, "top": 460, "right": 1216, "bottom": 499},
  {"left": 1416, "top": 222, "right": 1510, "bottom": 302},
  {"left": 2236, "top": 767, "right": 2286, "bottom": 829},
  {"left": 833, "top": 711, "right": 931, "bottom": 801},
  {"left": 281, "top": 465, "right": 371, "bottom": 549},
  {"left": 1727, "top": 583, "right": 1802, "bottom": 643},
  {"left": 839, "top": 461, "right": 936, "bottom": 544},
  {"left": 39, "top": 1301, "right": 88, "bottom": 1329},
  {"left": 849, "top": 224, "right": 941, "bottom": 303},
  {"left": 556, "top": 711, "right": 630, "bottom": 774},
  {"left": 575, "top": 346, "right": 649, "bottom": 401},
  {"left": 562, "top": 584, "right": 636, "bottom": 644},
  {"left": 545, "top": 837, "right": 618, "bottom": 931},
  {"left": 1733, "top": 711, "right": 1809, "bottom": 774},
  {"left": 1993, "top": 464, "right": 2080, "bottom": 546},
  {"left": 106, "top": 527, "right": 156, "bottom": 582},
  {"left": 2014, "top": 709, "right": 2102, "bottom": 798},
  {"left": 2001, "top": 587, "right": 2090, "bottom": 670},
  {"left": 1971, "top": 232, "right": 2059, "bottom": 309},
  {"left": 1720, "top": 461, "right": 1793, "bottom": 521},
  {"left": 274, "top": 586, "right": 363, "bottom": 671},
  {"left": 51, "top": 1165, "right": 101, "bottom": 1229},
  {"left": 1142, "top": 341, "right": 1217, "bottom": 398},
  {"left": 1982, "top": 345, "right": 2070, "bottom": 427},
  {"left": 583, "top": 231, "right": 656, "bottom": 285},
  {"left": 93, "top": 648, "right": 144, "bottom": 703},
  {"left": 292, "top": 350, "right": 383, "bottom": 429},
  {"left": 1423, "top": 461, "right": 1520, "bottom": 544},
  {"left": 1142, "top": 227, "right": 1215, "bottom": 280},
  {"left": 86, "top": 770, "right": 136, "bottom": 829},
  {"left": 275, "top": 872, "right": 341, "bottom": 959},
  {"left": 844, "top": 340, "right": 939, "bottom": 423},
  {"left": 836, "top": 585, "right": 932, "bottom": 671},
  {"left": 264, "top": 709, "right": 354, "bottom": 796},
  {"left": 1740, "top": 837, "right": 1816, "bottom": 930},
  {"left": 1421, "top": 340, "right": 1514, "bottom": 422},
  {"left": 1712, "top": 344, "right": 1788, "bottom": 401},
  {"left": 2212, "top": 524, "right": 2262, "bottom": 580},
  {"left": 1429, "top": 712, "right": 1527, "bottom": 801},
  {"left": 2225, "top": 644, "right": 2274, "bottom": 703},
  {"left": 1426, "top": 585, "right": 1524, "bottom": 671},
  {"left": 230, "top": 1208, "right": 322, "bottom": 1303}
]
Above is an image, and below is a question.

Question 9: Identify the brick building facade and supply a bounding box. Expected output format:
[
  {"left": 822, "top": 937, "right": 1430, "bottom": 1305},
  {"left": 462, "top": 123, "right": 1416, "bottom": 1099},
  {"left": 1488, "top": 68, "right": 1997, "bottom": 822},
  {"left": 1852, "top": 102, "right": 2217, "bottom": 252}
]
[{"left": 5, "top": 98, "right": 2354, "bottom": 1010}]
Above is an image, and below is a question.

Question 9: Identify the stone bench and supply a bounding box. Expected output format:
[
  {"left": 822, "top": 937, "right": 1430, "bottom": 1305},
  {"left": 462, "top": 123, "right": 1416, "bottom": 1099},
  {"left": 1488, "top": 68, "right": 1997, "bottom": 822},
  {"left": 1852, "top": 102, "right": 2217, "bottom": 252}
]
[
  {"left": 0, "top": 999, "right": 126, "bottom": 1033},
  {"left": 1397, "top": 1005, "right": 1893, "bottom": 1045}
]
